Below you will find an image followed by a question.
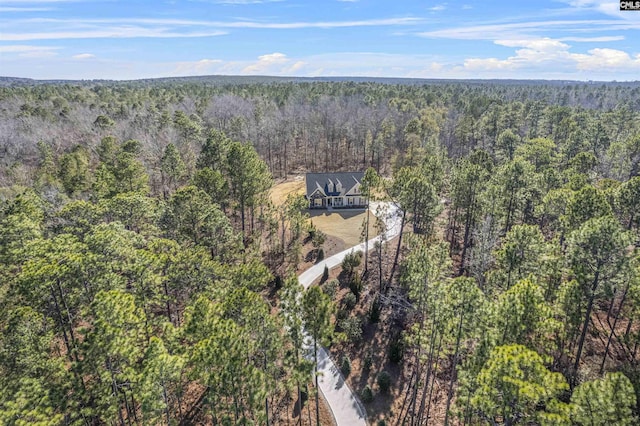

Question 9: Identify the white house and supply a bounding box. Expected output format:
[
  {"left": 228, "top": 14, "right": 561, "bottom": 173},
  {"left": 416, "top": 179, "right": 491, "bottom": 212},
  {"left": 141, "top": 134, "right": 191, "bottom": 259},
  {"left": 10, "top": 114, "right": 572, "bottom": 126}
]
[{"left": 305, "top": 172, "right": 367, "bottom": 209}]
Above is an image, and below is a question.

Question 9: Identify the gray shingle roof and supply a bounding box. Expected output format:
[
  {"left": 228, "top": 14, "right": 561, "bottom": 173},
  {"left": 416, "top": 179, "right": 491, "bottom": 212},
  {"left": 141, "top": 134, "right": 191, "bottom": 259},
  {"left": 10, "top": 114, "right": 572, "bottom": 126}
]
[{"left": 305, "top": 172, "right": 364, "bottom": 197}]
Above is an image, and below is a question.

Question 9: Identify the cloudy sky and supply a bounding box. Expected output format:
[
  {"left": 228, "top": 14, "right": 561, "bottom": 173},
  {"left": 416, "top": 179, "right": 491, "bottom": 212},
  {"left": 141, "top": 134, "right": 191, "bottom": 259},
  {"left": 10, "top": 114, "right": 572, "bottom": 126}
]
[{"left": 0, "top": 0, "right": 639, "bottom": 80}]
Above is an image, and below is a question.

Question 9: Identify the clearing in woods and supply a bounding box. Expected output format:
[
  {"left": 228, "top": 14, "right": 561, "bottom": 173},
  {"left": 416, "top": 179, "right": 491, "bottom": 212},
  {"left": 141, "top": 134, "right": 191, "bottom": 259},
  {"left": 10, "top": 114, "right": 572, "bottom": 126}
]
[{"left": 270, "top": 178, "right": 379, "bottom": 248}]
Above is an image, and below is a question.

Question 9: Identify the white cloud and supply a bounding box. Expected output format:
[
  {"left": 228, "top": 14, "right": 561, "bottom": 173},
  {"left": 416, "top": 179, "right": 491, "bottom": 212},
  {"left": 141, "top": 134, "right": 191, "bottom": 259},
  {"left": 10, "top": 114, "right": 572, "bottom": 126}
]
[
  {"left": 0, "top": 44, "right": 57, "bottom": 52},
  {"left": 0, "top": 44, "right": 60, "bottom": 58},
  {"left": 4, "top": 46, "right": 639, "bottom": 81},
  {"left": 0, "top": 7, "right": 52, "bottom": 12},
  {"left": 558, "top": 36, "right": 625, "bottom": 42},
  {"left": 495, "top": 38, "right": 570, "bottom": 51},
  {"left": 1, "top": 27, "right": 228, "bottom": 41},
  {"left": 430, "top": 4, "right": 446, "bottom": 11},
  {"left": 284, "top": 60, "right": 307, "bottom": 73},
  {"left": 72, "top": 53, "right": 95, "bottom": 59},
  {"left": 573, "top": 48, "right": 640, "bottom": 70},
  {"left": 173, "top": 58, "right": 224, "bottom": 75},
  {"left": 561, "top": 1, "right": 632, "bottom": 19},
  {"left": 0, "top": 16, "right": 423, "bottom": 42},
  {"left": 462, "top": 38, "right": 640, "bottom": 75},
  {"left": 243, "top": 52, "right": 289, "bottom": 73},
  {"left": 417, "top": 19, "right": 640, "bottom": 41}
]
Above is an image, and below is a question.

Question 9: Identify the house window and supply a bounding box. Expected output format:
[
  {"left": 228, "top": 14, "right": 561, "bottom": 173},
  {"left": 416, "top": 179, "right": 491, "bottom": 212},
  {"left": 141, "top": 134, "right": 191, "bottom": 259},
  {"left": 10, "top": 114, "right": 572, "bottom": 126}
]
[
  {"left": 334, "top": 197, "right": 343, "bottom": 206},
  {"left": 348, "top": 197, "right": 354, "bottom": 205},
  {"left": 315, "top": 198, "right": 322, "bottom": 206}
]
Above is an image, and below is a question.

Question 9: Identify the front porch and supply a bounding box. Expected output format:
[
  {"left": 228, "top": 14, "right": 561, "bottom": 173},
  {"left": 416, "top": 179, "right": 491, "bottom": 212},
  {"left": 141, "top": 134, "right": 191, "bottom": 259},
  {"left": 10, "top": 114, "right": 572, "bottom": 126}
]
[{"left": 309, "top": 195, "right": 368, "bottom": 209}]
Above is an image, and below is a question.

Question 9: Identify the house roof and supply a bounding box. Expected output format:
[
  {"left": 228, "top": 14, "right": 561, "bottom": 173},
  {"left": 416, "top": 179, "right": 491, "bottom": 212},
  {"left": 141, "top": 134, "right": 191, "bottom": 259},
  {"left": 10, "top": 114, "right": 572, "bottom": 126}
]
[{"left": 305, "top": 172, "right": 364, "bottom": 197}]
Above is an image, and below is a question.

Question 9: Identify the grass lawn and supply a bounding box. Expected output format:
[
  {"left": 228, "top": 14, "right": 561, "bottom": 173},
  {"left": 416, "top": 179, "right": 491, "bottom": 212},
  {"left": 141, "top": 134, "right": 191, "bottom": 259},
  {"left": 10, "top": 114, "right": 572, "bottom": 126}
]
[
  {"left": 309, "top": 209, "right": 379, "bottom": 248},
  {"left": 271, "top": 177, "right": 380, "bottom": 249},
  {"left": 269, "top": 177, "right": 305, "bottom": 206}
]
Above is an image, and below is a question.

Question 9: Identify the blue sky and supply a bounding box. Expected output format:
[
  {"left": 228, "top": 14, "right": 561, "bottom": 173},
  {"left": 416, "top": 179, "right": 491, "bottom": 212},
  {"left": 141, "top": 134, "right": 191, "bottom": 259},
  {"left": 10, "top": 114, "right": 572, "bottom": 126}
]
[{"left": 0, "top": 0, "right": 639, "bottom": 80}]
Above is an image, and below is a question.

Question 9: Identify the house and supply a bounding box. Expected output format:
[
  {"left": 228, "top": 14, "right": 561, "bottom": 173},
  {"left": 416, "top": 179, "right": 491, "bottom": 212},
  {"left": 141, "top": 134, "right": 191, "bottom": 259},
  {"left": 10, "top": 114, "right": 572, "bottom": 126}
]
[{"left": 305, "top": 172, "right": 367, "bottom": 209}]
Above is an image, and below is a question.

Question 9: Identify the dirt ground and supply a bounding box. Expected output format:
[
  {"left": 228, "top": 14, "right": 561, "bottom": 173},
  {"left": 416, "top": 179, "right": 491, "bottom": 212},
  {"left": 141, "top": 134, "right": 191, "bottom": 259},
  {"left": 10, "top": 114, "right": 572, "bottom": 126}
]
[
  {"left": 270, "top": 177, "right": 305, "bottom": 206},
  {"left": 271, "top": 385, "right": 337, "bottom": 426}
]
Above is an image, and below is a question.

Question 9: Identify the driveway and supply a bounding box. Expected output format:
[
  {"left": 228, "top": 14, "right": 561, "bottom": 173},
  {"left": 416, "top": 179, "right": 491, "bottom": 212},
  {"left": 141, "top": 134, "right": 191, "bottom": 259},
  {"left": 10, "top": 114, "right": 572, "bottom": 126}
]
[{"left": 298, "top": 201, "right": 402, "bottom": 426}]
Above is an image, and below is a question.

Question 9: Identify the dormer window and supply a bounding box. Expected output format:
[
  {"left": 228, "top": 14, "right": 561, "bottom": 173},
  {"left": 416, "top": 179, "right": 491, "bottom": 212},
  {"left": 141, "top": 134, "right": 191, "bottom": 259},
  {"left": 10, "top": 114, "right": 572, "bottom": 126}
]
[{"left": 336, "top": 179, "right": 343, "bottom": 193}]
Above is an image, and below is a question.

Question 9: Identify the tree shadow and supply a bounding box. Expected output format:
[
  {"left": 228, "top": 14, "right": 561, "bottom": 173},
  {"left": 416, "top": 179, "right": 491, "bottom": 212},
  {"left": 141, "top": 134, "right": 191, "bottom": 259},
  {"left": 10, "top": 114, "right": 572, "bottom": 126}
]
[{"left": 292, "top": 389, "right": 308, "bottom": 419}]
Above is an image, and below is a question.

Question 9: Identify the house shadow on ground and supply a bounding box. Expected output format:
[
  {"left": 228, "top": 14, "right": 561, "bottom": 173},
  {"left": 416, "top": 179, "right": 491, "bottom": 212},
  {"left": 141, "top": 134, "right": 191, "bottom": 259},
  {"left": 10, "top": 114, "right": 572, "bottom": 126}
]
[{"left": 307, "top": 208, "right": 367, "bottom": 220}]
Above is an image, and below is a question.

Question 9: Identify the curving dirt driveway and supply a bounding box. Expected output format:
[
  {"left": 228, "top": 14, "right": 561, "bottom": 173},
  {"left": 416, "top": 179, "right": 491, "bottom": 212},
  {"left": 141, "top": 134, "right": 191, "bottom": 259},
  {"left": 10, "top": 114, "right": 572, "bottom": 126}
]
[{"left": 298, "top": 202, "right": 402, "bottom": 426}]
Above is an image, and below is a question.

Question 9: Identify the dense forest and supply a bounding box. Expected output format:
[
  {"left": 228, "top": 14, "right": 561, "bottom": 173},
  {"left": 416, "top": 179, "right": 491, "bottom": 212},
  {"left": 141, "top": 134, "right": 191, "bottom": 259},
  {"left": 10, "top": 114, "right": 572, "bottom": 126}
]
[{"left": 0, "top": 77, "right": 639, "bottom": 425}]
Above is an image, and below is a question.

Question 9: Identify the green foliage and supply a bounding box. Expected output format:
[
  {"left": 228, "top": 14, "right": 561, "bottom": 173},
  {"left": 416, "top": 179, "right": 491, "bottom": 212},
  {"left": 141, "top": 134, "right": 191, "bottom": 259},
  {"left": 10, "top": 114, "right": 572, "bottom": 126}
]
[
  {"left": 571, "top": 372, "right": 638, "bottom": 426},
  {"left": 616, "top": 176, "right": 640, "bottom": 232},
  {"left": 496, "top": 129, "right": 520, "bottom": 161},
  {"left": 494, "top": 224, "right": 546, "bottom": 289},
  {"left": 2, "top": 78, "right": 640, "bottom": 426},
  {"left": 101, "top": 192, "right": 158, "bottom": 234},
  {"left": 0, "top": 190, "right": 44, "bottom": 266},
  {"left": 340, "top": 355, "right": 352, "bottom": 377},
  {"left": 139, "top": 337, "right": 185, "bottom": 424},
  {"left": 93, "top": 138, "right": 149, "bottom": 198},
  {"left": 389, "top": 335, "right": 404, "bottom": 364},
  {"left": 343, "top": 292, "right": 357, "bottom": 310},
  {"left": 470, "top": 344, "right": 569, "bottom": 425},
  {"left": 568, "top": 215, "right": 631, "bottom": 297},
  {"left": 226, "top": 140, "right": 272, "bottom": 235},
  {"left": 93, "top": 114, "right": 114, "bottom": 130},
  {"left": 377, "top": 371, "right": 392, "bottom": 393},
  {"left": 0, "top": 307, "right": 68, "bottom": 426},
  {"left": 342, "top": 250, "right": 363, "bottom": 276},
  {"left": 349, "top": 273, "right": 363, "bottom": 300},
  {"left": 339, "top": 316, "right": 362, "bottom": 342},
  {"left": 563, "top": 185, "right": 612, "bottom": 231},
  {"left": 494, "top": 278, "right": 554, "bottom": 349},
  {"left": 302, "top": 286, "right": 335, "bottom": 349},
  {"left": 58, "top": 145, "right": 91, "bottom": 195},
  {"left": 160, "top": 143, "right": 186, "bottom": 194},
  {"left": 193, "top": 167, "right": 228, "bottom": 207},
  {"left": 161, "top": 185, "right": 238, "bottom": 260},
  {"left": 491, "top": 158, "right": 535, "bottom": 232},
  {"left": 361, "top": 385, "right": 374, "bottom": 403},
  {"left": 81, "top": 290, "right": 148, "bottom": 422},
  {"left": 321, "top": 265, "right": 329, "bottom": 283},
  {"left": 322, "top": 279, "right": 339, "bottom": 301},
  {"left": 368, "top": 296, "right": 381, "bottom": 323},
  {"left": 391, "top": 165, "right": 442, "bottom": 235}
]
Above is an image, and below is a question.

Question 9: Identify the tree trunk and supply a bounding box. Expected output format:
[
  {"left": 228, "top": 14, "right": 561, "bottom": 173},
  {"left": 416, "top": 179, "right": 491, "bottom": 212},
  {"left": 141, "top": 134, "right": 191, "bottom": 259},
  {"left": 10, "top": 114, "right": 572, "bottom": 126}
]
[
  {"left": 362, "top": 208, "right": 370, "bottom": 277},
  {"left": 600, "top": 285, "right": 628, "bottom": 374},
  {"left": 387, "top": 210, "right": 406, "bottom": 293},
  {"left": 314, "top": 340, "right": 320, "bottom": 426},
  {"left": 458, "top": 203, "right": 475, "bottom": 275},
  {"left": 444, "top": 311, "right": 465, "bottom": 426},
  {"left": 573, "top": 270, "right": 600, "bottom": 385}
]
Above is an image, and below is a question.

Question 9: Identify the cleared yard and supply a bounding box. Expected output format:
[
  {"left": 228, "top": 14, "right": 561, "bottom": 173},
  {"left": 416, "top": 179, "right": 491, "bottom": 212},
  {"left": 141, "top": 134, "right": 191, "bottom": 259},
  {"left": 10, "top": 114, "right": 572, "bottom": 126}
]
[
  {"left": 309, "top": 209, "right": 379, "bottom": 248},
  {"left": 269, "top": 177, "right": 305, "bottom": 206},
  {"left": 271, "top": 178, "right": 380, "bottom": 249}
]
